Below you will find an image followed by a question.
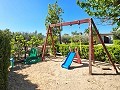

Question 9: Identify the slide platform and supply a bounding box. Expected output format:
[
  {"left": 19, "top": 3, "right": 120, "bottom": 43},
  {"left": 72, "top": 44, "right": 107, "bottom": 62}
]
[{"left": 61, "top": 52, "right": 76, "bottom": 69}]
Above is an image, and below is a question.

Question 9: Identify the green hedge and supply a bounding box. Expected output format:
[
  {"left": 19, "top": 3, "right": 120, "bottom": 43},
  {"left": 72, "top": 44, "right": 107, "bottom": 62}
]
[
  {"left": 113, "top": 40, "right": 120, "bottom": 45},
  {"left": 56, "top": 44, "right": 89, "bottom": 58},
  {"left": 57, "top": 44, "right": 120, "bottom": 63},
  {"left": 107, "top": 45, "right": 120, "bottom": 63},
  {"left": 0, "top": 30, "right": 11, "bottom": 90}
]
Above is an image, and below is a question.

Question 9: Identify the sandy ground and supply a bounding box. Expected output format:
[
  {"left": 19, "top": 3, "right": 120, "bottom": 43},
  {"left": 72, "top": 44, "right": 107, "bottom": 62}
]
[{"left": 8, "top": 56, "right": 120, "bottom": 90}]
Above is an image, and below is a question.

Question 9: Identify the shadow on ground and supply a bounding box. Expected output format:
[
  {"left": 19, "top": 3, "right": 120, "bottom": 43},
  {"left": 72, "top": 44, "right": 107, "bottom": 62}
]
[
  {"left": 8, "top": 71, "right": 39, "bottom": 90},
  {"left": 44, "top": 56, "right": 65, "bottom": 62},
  {"left": 8, "top": 62, "right": 41, "bottom": 90},
  {"left": 69, "top": 63, "right": 89, "bottom": 70},
  {"left": 12, "top": 63, "right": 32, "bottom": 71},
  {"left": 92, "top": 72, "right": 120, "bottom": 76},
  {"left": 12, "top": 60, "right": 43, "bottom": 71}
]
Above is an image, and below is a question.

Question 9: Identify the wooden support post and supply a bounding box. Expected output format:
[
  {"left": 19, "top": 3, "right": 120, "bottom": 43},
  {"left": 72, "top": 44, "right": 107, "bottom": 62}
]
[
  {"left": 90, "top": 20, "right": 95, "bottom": 64},
  {"left": 58, "top": 26, "right": 62, "bottom": 44},
  {"left": 91, "top": 18, "right": 118, "bottom": 74},
  {"left": 42, "top": 27, "right": 50, "bottom": 61},
  {"left": 89, "top": 19, "right": 93, "bottom": 75},
  {"left": 42, "top": 26, "right": 56, "bottom": 61},
  {"left": 49, "top": 27, "right": 56, "bottom": 58}
]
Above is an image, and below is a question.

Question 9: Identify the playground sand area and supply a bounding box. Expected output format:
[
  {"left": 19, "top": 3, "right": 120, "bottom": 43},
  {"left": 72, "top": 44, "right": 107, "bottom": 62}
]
[{"left": 8, "top": 56, "right": 120, "bottom": 90}]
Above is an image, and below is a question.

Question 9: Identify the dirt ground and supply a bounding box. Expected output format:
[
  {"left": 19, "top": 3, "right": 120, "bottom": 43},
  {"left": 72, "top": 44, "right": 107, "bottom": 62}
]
[{"left": 8, "top": 56, "right": 120, "bottom": 90}]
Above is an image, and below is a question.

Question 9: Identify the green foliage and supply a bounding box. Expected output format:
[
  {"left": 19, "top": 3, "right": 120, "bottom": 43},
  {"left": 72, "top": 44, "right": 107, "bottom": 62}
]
[
  {"left": 11, "top": 31, "right": 44, "bottom": 60},
  {"left": 81, "top": 35, "right": 89, "bottom": 45},
  {"left": 61, "top": 33, "right": 89, "bottom": 45},
  {"left": 72, "top": 35, "right": 80, "bottom": 42},
  {"left": 57, "top": 44, "right": 120, "bottom": 63},
  {"left": 94, "top": 45, "right": 107, "bottom": 61},
  {"left": 45, "top": 1, "right": 63, "bottom": 28},
  {"left": 61, "top": 34, "right": 71, "bottom": 44},
  {"left": 107, "top": 45, "right": 120, "bottom": 63},
  {"left": 58, "top": 44, "right": 89, "bottom": 57},
  {"left": 112, "top": 26, "right": 120, "bottom": 40},
  {"left": 72, "top": 35, "right": 89, "bottom": 45},
  {"left": 71, "top": 31, "right": 82, "bottom": 43},
  {"left": 84, "top": 28, "right": 99, "bottom": 44},
  {"left": 45, "top": 1, "right": 63, "bottom": 44},
  {"left": 113, "top": 40, "right": 120, "bottom": 45},
  {"left": 77, "top": 0, "right": 120, "bottom": 25},
  {"left": 84, "top": 28, "right": 97, "bottom": 35},
  {"left": 71, "top": 31, "right": 82, "bottom": 35},
  {"left": 0, "top": 29, "right": 11, "bottom": 90}
]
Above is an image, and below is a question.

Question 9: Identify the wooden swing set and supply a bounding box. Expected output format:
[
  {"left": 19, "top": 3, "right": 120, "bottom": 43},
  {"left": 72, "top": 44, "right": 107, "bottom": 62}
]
[{"left": 42, "top": 18, "right": 118, "bottom": 75}]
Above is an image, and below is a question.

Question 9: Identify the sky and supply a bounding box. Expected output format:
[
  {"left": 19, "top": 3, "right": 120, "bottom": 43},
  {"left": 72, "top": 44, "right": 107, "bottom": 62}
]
[{"left": 0, "top": 0, "right": 117, "bottom": 35}]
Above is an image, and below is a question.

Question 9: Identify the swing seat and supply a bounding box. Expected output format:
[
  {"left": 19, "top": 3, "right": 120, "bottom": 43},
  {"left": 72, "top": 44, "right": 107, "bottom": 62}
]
[{"left": 24, "top": 48, "right": 41, "bottom": 64}]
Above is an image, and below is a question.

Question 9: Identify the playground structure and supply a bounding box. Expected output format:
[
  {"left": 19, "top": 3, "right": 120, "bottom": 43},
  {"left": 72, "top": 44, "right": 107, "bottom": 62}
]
[
  {"left": 24, "top": 48, "right": 41, "bottom": 64},
  {"left": 42, "top": 18, "right": 118, "bottom": 75},
  {"left": 10, "top": 47, "right": 42, "bottom": 68},
  {"left": 61, "top": 47, "right": 81, "bottom": 69}
]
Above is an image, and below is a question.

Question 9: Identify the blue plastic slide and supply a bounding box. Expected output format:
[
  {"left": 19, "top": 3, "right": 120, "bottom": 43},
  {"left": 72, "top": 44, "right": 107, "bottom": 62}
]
[{"left": 61, "top": 52, "right": 76, "bottom": 69}]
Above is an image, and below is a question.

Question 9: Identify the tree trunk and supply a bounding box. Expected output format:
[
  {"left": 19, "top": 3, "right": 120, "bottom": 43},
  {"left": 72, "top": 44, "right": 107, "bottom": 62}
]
[{"left": 59, "top": 32, "right": 62, "bottom": 44}]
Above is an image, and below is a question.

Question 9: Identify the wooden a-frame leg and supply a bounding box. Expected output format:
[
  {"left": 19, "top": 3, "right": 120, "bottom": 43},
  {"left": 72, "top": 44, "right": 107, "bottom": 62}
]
[
  {"left": 89, "top": 19, "right": 93, "bottom": 75},
  {"left": 49, "top": 28, "right": 56, "bottom": 58},
  {"left": 91, "top": 18, "right": 118, "bottom": 74},
  {"left": 42, "top": 28, "right": 49, "bottom": 61}
]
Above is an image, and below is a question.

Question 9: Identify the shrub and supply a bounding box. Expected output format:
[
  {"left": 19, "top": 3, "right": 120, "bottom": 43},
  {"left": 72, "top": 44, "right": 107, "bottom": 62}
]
[
  {"left": 113, "top": 40, "right": 120, "bottom": 45},
  {"left": 94, "top": 45, "right": 107, "bottom": 62},
  {"left": 107, "top": 45, "right": 120, "bottom": 63},
  {"left": 0, "top": 30, "right": 11, "bottom": 90},
  {"left": 57, "top": 44, "right": 120, "bottom": 63},
  {"left": 61, "top": 34, "right": 71, "bottom": 44},
  {"left": 58, "top": 44, "right": 69, "bottom": 56},
  {"left": 58, "top": 44, "right": 89, "bottom": 58}
]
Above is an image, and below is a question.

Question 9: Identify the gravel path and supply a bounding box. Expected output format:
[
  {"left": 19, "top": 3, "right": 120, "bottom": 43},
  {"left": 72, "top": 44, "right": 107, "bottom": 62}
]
[{"left": 8, "top": 56, "right": 120, "bottom": 90}]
